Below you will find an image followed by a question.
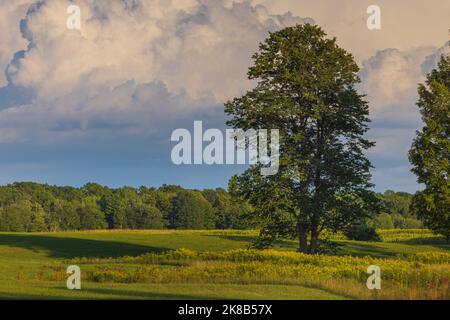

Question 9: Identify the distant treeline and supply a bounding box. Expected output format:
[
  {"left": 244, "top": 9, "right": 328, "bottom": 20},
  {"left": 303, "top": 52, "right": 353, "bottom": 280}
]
[
  {"left": 0, "top": 182, "right": 422, "bottom": 232},
  {"left": 368, "top": 190, "right": 423, "bottom": 229}
]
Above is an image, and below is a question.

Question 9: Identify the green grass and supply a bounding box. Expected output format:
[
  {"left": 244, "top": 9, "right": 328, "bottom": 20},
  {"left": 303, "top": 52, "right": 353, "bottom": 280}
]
[
  {"left": 0, "top": 281, "right": 346, "bottom": 300},
  {"left": 0, "top": 230, "right": 448, "bottom": 300},
  {"left": 0, "top": 231, "right": 254, "bottom": 258}
]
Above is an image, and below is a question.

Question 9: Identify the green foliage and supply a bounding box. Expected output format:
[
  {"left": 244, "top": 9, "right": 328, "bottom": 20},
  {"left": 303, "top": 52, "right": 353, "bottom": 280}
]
[
  {"left": 344, "top": 223, "right": 381, "bottom": 242},
  {"left": 0, "top": 181, "right": 429, "bottom": 234},
  {"left": 409, "top": 53, "right": 450, "bottom": 240},
  {"left": 381, "top": 190, "right": 412, "bottom": 216},
  {"left": 29, "top": 204, "right": 47, "bottom": 232},
  {"left": 403, "top": 217, "right": 424, "bottom": 229},
  {"left": 0, "top": 202, "right": 29, "bottom": 232},
  {"left": 371, "top": 212, "right": 395, "bottom": 229},
  {"left": 202, "top": 188, "right": 256, "bottom": 230},
  {"left": 132, "top": 204, "right": 165, "bottom": 230},
  {"left": 0, "top": 200, "right": 48, "bottom": 232},
  {"left": 169, "top": 190, "right": 215, "bottom": 229},
  {"left": 0, "top": 183, "right": 249, "bottom": 232},
  {"left": 226, "top": 24, "right": 378, "bottom": 253},
  {"left": 77, "top": 197, "right": 107, "bottom": 230},
  {"left": 370, "top": 190, "right": 423, "bottom": 229},
  {"left": 314, "top": 239, "right": 342, "bottom": 255}
]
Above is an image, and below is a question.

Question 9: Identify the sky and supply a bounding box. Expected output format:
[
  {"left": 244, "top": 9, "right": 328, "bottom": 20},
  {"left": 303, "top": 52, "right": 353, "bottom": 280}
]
[{"left": 0, "top": 0, "right": 448, "bottom": 193}]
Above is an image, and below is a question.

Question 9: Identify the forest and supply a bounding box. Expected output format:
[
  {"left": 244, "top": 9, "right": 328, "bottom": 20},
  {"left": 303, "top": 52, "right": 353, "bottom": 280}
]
[{"left": 0, "top": 182, "right": 422, "bottom": 233}]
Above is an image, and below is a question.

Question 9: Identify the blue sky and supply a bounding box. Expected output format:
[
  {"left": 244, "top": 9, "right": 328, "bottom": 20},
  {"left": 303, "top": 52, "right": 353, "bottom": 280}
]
[{"left": 0, "top": 0, "right": 448, "bottom": 193}]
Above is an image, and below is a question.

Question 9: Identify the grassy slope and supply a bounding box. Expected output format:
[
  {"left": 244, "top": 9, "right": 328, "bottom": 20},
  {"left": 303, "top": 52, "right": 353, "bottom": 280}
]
[{"left": 0, "top": 230, "right": 448, "bottom": 300}]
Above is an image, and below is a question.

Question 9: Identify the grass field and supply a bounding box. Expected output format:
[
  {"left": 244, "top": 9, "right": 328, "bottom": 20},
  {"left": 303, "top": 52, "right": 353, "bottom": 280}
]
[{"left": 0, "top": 230, "right": 448, "bottom": 300}]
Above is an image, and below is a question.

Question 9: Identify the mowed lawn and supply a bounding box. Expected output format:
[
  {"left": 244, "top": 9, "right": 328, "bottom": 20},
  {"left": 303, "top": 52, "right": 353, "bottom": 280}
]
[{"left": 0, "top": 230, "right": 448, "bottom": 300}]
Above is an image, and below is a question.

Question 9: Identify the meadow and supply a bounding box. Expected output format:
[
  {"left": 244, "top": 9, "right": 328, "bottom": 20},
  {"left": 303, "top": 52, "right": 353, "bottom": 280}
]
[{"left": 0, "top": 229, "right": 448, "bottom": 300}]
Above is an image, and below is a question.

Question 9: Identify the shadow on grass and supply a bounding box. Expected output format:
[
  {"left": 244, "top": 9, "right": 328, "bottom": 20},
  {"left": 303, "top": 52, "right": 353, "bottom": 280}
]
[
  {"left": 72, "top": 287, "right": 221, "bottom": 300},
  {"left": 0, "top": 288, "right": 217, "bottom": 300},
  {"left": 396, "top": 237, "right": 449, "bottom": 245},
  {"left": 336, "top": 242, "right": 397, "bottom": 258},
  {"left": 205, "top": 234, "right": 256, "bottom": 243},
  {"left": 0, "top": 234, "right": 168, "bottom": 259},
  {"left": 205, "top": 234, "right": 296, "bottom": 249}
]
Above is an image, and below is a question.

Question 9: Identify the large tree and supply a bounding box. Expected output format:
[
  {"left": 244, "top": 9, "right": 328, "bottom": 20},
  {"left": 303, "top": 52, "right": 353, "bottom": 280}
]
[
  {"left": 226, "top": 24, "right": 378, "bottom": 253},
  {"left": 409, "top": 54, "right": 450, "bottom": 241}
]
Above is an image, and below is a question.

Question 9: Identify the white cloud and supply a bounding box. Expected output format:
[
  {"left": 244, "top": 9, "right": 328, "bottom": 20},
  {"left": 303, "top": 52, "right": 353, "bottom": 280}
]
[
  {"left": 421, "top": 41, "right": 450, "bottom": 75},
  {"left": 359, "top": 46, "right": 436, "bottom": 113},
  {"left": 0, "top": 0, "right": 312, "bottom": 143},
  {"left": 254, "top": 0, "right": 450, "bottom": 62},
  {"left": 358, "top": 41, "right": 449, "bottom": 191},
  {"left": 0, "top": 0, "right": 34, "bottom": 86},
  {"left": 358, "top": 42, "right": 449, "bottom": 120},
  {"left": 8, "top": 0, "right": 310, "bottom": 101},
  {"left": 0, "top": 0, "right": 448, "bottom": 191}
]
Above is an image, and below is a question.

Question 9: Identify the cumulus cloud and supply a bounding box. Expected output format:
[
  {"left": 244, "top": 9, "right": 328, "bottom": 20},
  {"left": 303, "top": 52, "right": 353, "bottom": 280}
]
[
  {"left": 422, "top": 41, "right": 450, "bottom": 75},
  {"left": 0, "top": 0, "right": 34, "bottom": 86},
  {"left": 254, "top": 0, "right": 450, "bottom": 62},
  {"left": 359, "top": 42, "right": 449, "bottom": 120},
  {"left": 0, "top": 0, "right": 448, "bottom": 191},
  {"left": 359, "top": 41, "right": 449, "bottom": 164},
  {"left": 359, "top": 46, "right": 436, "bottom": 113},
  {"left": 0, "top": 0, "right": 312, "bottom": 144}
]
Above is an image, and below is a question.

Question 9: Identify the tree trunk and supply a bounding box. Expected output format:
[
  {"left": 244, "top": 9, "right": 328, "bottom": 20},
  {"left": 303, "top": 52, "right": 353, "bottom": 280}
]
[
  {"left": 308, "top": 118, "right": 323, "bottom": 255},
  {"left": 297, "top": 223, "right": 308, "bottom": 253},
  {"left": 309, "top": 228, "right": 319, "bottom": 254}
]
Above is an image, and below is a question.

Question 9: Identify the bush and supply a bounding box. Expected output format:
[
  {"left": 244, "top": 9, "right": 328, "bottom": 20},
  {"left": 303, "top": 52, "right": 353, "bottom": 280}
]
[
  {"left": 315, "top": 239, "right": 342, "bottom": 255},
  {"left": 345, "top": 223, "right": 381, "bottom": 241}
]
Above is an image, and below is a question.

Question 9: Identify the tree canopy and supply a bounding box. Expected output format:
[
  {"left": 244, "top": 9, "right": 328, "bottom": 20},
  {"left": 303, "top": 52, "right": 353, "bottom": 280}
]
[
  {"left": 409, "top": 53, "right": 450, "bottom": 240},
  {"left": 0, "top": 182, "right": 254, "bottom": 232},
  {"left": 226, "top": 24, "right": 379, "bottom": 253}
]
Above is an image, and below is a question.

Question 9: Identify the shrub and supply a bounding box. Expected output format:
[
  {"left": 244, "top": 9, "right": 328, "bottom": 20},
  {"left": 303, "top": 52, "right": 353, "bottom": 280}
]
[
  {"left": 345, "top": 223, "right": 381, "bottom": 241},
  {"left": 315, "top": 239, "right": 342, "bottom": 255}
]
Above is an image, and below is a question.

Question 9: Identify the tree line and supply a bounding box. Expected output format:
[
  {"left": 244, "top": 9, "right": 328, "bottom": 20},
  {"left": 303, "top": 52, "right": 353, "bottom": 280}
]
[
  {"left": 0, "top": 181, "right": 421, "bottom": 232},
  {"left": 0, "top": 183, "right": 256, "bottom": 232}
]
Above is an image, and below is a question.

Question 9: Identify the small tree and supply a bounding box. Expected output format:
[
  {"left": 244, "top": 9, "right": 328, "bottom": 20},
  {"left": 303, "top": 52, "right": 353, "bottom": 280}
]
[
  {"left": 226, "top": 24, "right": 378, "bottom": 253},
  {"left": 409, "top": 54, "right": 450, "bottom": 241}
]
